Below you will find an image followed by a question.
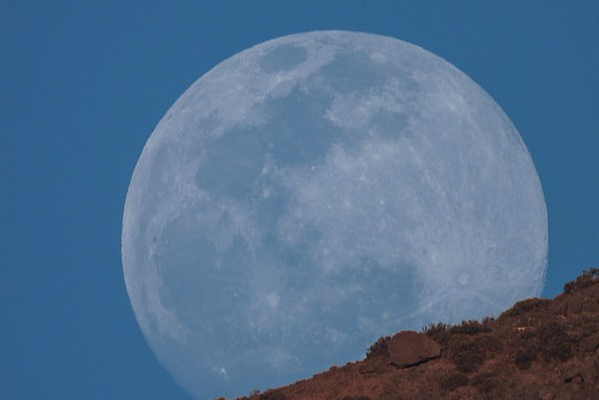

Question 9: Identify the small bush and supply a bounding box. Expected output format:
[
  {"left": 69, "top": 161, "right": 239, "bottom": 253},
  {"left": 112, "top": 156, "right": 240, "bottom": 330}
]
[
  {"left": 514, "top": 344, "right": 538, "bottom": 369},
  {"left": 259, "top": 389, "right": 287, "bottom": 400},
  {"left": 476, "top": 333, "right": 504, "bottom": 358},
  {"left": 537, "top": 321, "right": 573, "bottom": 362},
  {"left": 422, "top": 322, "right": 449, "bottom": 343},
  {"left": 449, "top": 337, "right": 484, "bottom": 373},
  {"left": 564, "top": 268, "right": 599, "bottom": 293},
  {"left": 472, "top": 371, "right": 499, "bottom": 394},
  {"left": 251, "top": 390, "right": 262, "bottom": 397},
  {"left": 439, "top": 372, "right": 469, "bottom": 391},
  {"left": 451, "top": 320, "right": 492, "bottom": 335},
  {"left": 499, "top": 297, "right": 551, "bottom": 319},
  {"left": 366, "top": 336, "right": 390, "bottom": 358},
  {"left": 511, "top": 321, "right": 573, "bottom": 368}
]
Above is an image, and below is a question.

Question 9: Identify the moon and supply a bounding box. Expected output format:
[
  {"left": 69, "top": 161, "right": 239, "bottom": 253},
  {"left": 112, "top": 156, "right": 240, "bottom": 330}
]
[{"left": 122, "top": 31, "right": 547, "bottom": 399}]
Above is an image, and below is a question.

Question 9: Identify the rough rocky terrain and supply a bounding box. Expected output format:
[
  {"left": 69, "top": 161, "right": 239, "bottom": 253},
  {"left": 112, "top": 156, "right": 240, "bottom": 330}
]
[{"left": 228, "top": 269, "right": 599, "bottom": 400}]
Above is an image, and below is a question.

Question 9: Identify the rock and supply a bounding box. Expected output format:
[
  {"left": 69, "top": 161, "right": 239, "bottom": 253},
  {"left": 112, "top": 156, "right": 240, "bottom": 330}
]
[{"left": 387, "top": 331, "right": 441, "bottom": 368}]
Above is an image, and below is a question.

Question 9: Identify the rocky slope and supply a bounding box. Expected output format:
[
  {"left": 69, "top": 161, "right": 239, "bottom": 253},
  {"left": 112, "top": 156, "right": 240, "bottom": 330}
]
[{"left": 229, "top": 269, "right": 599, "bottom": 400}]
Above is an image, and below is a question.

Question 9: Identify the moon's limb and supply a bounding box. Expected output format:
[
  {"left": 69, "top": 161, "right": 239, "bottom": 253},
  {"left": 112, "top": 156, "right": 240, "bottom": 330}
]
[{"left": 122, "top": 31, "right": 547, "bottom": 399}]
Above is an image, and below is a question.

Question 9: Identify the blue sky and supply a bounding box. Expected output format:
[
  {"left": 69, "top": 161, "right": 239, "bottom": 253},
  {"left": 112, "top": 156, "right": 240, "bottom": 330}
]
[{"left": 1, "top": 2, "right": 597, "bottom": 400}]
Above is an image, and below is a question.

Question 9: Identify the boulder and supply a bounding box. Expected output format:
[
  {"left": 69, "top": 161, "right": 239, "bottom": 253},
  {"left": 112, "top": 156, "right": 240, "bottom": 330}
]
[{"left": 388, "top": 331, "right": 441, "bottom": 368}]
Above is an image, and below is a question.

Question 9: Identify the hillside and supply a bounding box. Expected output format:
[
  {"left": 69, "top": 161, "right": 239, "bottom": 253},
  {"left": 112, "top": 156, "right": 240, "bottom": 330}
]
[{"left": 229, "top": 269, "right": 599, "bottom": 400}]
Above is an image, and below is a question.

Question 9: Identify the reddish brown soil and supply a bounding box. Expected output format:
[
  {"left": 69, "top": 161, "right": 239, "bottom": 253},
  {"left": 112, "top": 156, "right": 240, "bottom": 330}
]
[{"left": 229, "top": 269, "right": 599, "bottom": 400}]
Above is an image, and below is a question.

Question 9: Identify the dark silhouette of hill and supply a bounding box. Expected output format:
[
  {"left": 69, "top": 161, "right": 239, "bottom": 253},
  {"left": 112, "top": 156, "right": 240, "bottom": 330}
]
[{"left": 226, "top": 269, "right": 599, "bottom": 400}]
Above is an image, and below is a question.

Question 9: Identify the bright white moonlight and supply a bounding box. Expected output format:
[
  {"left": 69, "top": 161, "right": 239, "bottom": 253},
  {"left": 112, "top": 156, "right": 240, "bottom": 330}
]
[{"left": 122, "top": 31, "right": 547, "bottom": 399}]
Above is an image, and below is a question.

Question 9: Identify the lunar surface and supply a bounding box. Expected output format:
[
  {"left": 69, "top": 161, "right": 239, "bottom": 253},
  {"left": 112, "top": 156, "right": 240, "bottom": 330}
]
[{"left": 122, "top": 31, "right": 547, "bottom": 399}]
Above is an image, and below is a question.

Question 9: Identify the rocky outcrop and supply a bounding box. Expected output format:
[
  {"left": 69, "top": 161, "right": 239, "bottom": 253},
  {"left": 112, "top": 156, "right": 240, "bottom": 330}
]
[{"left": 387, "top": 331, "right": 440, "bottom": 368}]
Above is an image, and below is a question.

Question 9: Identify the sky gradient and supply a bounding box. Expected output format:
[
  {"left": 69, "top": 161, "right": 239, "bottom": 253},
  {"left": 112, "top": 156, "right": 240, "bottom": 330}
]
[{"left": 2, "top": 2, "right": 598, "bottom": 400}]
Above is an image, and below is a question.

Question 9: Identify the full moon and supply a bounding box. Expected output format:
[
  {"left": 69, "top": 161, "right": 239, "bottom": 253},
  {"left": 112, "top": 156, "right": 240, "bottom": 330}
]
[{"left": 122, "top": 31, "right": 547, "bottom": 399}]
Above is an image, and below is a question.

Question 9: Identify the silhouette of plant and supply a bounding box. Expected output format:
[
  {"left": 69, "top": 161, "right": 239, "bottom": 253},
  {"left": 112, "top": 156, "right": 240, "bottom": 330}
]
[
  {"left": 499, "top": 297, "right": 551, "bottom": 319},
  {"left": 564, "top": 268, "right": 599, "bottom": 293},
  {"left": 366, "top": 336, "right": 390, "bottom": 358},
  {"left": 258, "top": 389, "right": 287, "bottom": 400},
  {"left": 450, "top": 320, "right": 492, "bottom": 335},
  {"left": 422, "top": 322, "right": 449, "bottom": 344}
]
